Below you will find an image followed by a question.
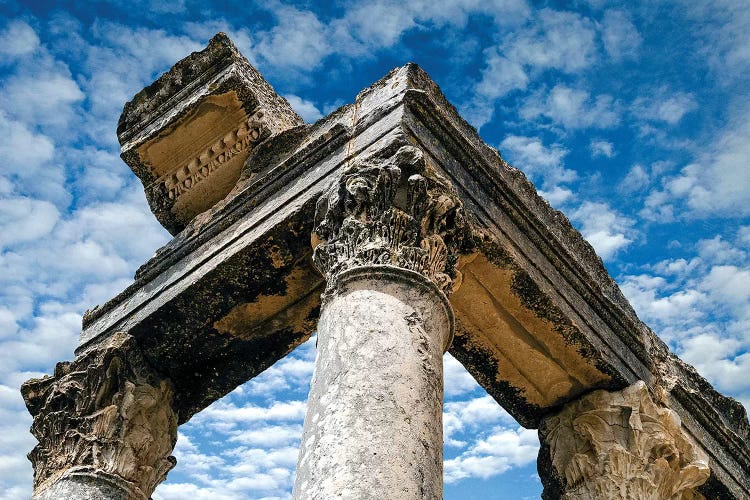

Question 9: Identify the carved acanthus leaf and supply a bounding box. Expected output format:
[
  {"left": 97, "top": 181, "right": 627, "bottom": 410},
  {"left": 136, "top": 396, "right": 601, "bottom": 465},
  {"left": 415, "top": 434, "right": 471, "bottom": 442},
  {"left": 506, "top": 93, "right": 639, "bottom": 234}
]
[
  {"left": 541, "top": 381, "right": 710, "bottom": 500},
  {"left": 311, "top": 145, "right": 469, "bottom": 292},
  {"left": 21, "top": 332, "right": 178, "bottom": 499}
]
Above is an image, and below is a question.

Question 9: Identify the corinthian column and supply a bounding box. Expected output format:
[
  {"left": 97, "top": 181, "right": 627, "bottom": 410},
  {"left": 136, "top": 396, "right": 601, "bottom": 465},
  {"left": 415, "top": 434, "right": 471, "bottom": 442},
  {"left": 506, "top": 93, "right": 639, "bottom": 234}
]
[
  {"left": 292, "top": 145, "right": 470, "bottom": 499},
  {"left": 21, "top": 332, "right": 178, "bottom": 500},
  {"left": 538, "top": 381, "right": 711, "bottom": 500}
]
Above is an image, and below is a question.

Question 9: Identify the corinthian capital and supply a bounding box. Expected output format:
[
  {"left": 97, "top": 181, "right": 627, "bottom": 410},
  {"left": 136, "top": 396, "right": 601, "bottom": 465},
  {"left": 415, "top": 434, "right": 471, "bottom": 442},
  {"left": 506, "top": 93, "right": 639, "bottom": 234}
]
[
  {"left": 311, "top": 145, "right": 471, "bottom": 293},
  {"left": 21, "top": 332, "right": 178, "bottom": 499},
  {"left": 540, "top": 381, "right": 710, "bottom": 500}
]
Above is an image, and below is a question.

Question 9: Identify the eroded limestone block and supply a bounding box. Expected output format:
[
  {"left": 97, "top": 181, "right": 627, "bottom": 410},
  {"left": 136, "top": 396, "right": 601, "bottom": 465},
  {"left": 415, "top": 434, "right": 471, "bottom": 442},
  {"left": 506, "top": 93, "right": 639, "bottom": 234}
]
[
  {"left": 118, "top": 32, "right": 303, "bottom": 234},
  {"left": 21, "top": 332, "right": 178, "bottom": 500},
  {"left": 539, "top": 381, "right": 710, "bottom": 500}
]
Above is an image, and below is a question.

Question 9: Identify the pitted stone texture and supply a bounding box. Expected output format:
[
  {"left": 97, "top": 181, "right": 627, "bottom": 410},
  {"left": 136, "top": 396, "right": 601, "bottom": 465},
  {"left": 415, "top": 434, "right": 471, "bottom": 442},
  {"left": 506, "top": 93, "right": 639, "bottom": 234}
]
[
  {"left": 293, "top": 267, "right": 453, "bottom": 500},
  {"left": 539, "top": 381, "right": 710, "bottom": 500},
  {"left": 312, "top": 144, "right": 472, "bottom": 295},
  {"left": 118, "top": 32, "right": 303, "bottom": 234},
  {"left": 31, "top": 470, "right": 146, "bottom": 500},
  {"left": 21, "top": 332, "right": 177, "bottom": 500}
]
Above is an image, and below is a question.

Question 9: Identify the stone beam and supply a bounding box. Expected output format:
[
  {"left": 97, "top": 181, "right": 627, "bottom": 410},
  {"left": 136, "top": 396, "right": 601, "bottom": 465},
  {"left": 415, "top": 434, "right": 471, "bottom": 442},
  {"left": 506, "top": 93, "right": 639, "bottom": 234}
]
[
  {"left": 79, "top": 62, "right": 422, "bottom": 422},
  {"left": 117, "top": 33, "right": 303, "bottom": 235},
  {"left": 67, "top": 39, "right": 749, "bottom": 497}
]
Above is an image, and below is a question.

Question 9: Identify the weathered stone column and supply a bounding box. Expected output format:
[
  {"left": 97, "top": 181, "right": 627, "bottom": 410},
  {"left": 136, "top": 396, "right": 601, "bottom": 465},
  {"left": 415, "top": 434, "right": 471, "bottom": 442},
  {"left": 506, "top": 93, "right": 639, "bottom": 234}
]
[
  {"left": 292, "top": 145, "right": 470, "bottom": 499},
  {"left": 538, "top": 381, "right": 711, "bottom": 500},
  {"left": 21, "top": 332, "right": 178, "bottom": 500}
]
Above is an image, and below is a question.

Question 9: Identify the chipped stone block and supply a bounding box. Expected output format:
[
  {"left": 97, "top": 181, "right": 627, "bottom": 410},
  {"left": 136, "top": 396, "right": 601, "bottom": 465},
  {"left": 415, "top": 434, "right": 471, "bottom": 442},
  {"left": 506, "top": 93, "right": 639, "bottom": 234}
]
[{"left": 117, "top": 32, "right": 303, "bottom": 235}]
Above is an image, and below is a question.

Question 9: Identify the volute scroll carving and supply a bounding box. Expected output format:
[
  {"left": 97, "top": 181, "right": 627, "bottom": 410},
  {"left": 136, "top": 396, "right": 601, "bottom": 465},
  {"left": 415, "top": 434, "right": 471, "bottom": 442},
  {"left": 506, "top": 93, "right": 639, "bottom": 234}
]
[
  {"left": 540, "top": 381, "right": 710, "bottom": 500},
  {"left": 311, "top": 145, "right": 472, "bottom": 294}
]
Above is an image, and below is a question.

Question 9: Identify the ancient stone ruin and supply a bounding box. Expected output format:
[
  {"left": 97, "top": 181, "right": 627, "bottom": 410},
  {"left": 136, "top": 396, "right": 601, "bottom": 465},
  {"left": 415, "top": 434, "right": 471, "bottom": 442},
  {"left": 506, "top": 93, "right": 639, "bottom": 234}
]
[{"left": 22, "top": 33, "right": 750, "bottom": 499}]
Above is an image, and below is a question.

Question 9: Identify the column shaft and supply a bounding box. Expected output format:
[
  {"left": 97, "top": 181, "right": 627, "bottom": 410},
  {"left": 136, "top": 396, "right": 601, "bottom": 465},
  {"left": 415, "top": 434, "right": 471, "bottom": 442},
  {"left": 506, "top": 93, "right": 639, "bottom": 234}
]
[{"left": 293, "top": 266, "right": 453, "bottom": 500}]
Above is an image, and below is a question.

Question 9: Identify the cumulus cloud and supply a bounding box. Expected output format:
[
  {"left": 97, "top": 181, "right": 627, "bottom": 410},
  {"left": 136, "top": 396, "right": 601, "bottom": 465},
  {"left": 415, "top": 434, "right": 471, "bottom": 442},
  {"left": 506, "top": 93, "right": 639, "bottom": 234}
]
[
  {"left": 499, "top": 135, "right": 576, "bottom": 188},
  {"left": 639, "top": 103, "right": 750, "bottom": 219},
  {"left": 570, "top": 201, "right": 635, "bottom": 260},
  {"left": 521, "top": 84, "right": 620, "bottom": 130},
  {"left": 0, "top": 197, "right": 59, "bottom": 247},
  {"left": 599, "top": 9, "right": 642, "bottom": 61},
  {"left": 0, "top": 20, "right": 40, "bottom": 58},
  {"left": 505, "top": 9, "right": 598, "bottom": 73},
  {"left": 283, "top": 94, "right": 323, "bottom": 123},
  {"left": 445, "top": 427, "right": 538, "bottom": 483},
  {"left": 620, "top": 164, "right": 650, "bottom": 193},
  {"left": 679, "top": 0, "right": 750, "bottom": 79},
  {"left": 468, "top": 8, "right": 599, "bottom": 127},
  {"left": 590, "top": 139, "right": 615, "bottom": 158},
  {"left": 632, "top": 90, "right": 697, "bottom": 125}
]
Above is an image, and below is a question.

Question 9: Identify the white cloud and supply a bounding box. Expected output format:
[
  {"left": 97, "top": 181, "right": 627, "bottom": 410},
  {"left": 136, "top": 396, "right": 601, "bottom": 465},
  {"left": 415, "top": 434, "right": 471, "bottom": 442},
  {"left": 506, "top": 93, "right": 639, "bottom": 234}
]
[
  {"left": 505, "top": 9, "right": 598, "bottom": 73},
  {"left": 620, "top": 164, "right": 649, "bottom": 193},
  {"left": 445, "top": 426, "right": 538, "bottom": 483},
  {"left": 632, "top": 90, "right": 697, "bottom": 125},
  {"left": 468, "top": 8, "right": 598, "bottom": 127},
  {"left": 538, "top": 186, "right": 573, "bottom": 206},
  {"left": 641, "top": 102, "right": 750, "bottom": 219},
  {"left": 0, "top": 63, "right": 83, "bottom": 129},
  {"left": 599, "top": 9, "right": 642, "bottom": 61},
  {"left": 590, "top": 139, "right": 614, "bottom": 158},
  {"left": 256, "top": 7, "right": 331, "bottom": 71},
  {"left": 0, "top": 112, "right": 55, "bottom": 183},
  {"left": 696, "top": 236, "right": 747, "bottom": 265},
  {"left": 0, "top": 20, "right": 40, "bottom": 58},
  {"left": 570, "top": 201, "right": 635, "bottom": 260},
  {"left": 679, "top": 0, "right": 750, "bottom": 80},
  {"left": 283, "top": 95, "right": 323, "bottom": 123},
  {"left": 0, "top": 197, "right": 59, "bottom": 247},
  {"left": 474, "top": 50, "right": 529, "bottom": 100},
  {"left": 620, "top": 274, "right": 706, "bottom": 329},
  {"left": 679, "top": 334, "right": 750, "bottom": 394},
  {"left": 499, "top": 135, "right": 576, "bottom": 187},
  {"left": 673, "top": 111, "right": 750, "bottom": 216},
  {"left": 444, "top": 353, "right": 481, "bottom": 397},
  {"left": 521, "top": 84, "right": 620, "bottom": 130}
]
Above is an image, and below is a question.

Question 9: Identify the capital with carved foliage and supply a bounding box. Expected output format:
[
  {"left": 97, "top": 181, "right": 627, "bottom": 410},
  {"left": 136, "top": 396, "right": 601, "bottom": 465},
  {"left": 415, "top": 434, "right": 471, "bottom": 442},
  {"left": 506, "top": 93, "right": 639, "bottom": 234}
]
[
  {"left": 311, "top": 144, "right": 472, "bottom": 295},
  {"left": 539, "top": 381, "right": 710, "bottom": 500},
  {"left": 21, "top": 332, "right": 178, "bottom": 500}
]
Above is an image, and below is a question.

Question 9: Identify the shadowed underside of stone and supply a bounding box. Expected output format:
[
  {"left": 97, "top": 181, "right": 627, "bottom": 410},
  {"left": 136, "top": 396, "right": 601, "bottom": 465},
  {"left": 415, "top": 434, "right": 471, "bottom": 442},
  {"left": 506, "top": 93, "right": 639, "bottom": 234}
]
[{"left": 23, "top": 33, "right": 750, "bottom": 500}]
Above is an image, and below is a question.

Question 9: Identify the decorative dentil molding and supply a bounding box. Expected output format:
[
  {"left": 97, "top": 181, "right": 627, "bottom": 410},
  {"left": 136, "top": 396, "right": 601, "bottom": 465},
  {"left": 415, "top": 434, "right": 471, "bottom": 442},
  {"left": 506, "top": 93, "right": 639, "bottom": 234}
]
[
  {"left": 311, "top": 145, "right": 470, "bottom": 293},
  {"left": 21, "top": 332, "right": 178, "bottom": 499},
  {"left": 157, "top": 109, "right": 267, "bottom": 201},
  {"left": 540, "top": 381, "right": 710, "bottom": 499}
]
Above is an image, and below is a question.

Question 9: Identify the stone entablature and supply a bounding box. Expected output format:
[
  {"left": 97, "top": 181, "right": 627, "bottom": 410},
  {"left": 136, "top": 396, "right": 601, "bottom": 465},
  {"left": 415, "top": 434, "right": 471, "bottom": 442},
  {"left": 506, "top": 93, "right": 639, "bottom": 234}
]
[
  {"left": 161, "top": 109, "right": 266, "bottom": 201},
  {"left": 118, "top": 32, "right": 303, "bottom": 235}
]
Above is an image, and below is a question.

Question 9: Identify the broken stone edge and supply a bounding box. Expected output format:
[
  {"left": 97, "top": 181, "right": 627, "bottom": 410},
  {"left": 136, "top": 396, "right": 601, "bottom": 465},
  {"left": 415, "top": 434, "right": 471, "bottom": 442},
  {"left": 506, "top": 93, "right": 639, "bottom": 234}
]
[{"left": 117, "top": 32, "right": 303, "bottom": 234}]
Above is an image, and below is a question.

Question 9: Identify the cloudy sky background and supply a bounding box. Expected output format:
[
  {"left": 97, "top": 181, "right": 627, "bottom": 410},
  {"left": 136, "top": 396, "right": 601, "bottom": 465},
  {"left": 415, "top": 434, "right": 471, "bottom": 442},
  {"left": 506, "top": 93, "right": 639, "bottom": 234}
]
[{"left": 1, "top": 0, "right": 749, "bottom": 498}]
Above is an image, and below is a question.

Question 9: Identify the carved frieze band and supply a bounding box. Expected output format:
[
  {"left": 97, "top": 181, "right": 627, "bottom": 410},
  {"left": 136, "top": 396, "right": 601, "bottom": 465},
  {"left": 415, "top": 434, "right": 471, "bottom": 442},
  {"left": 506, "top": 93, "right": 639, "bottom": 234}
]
[
  {"left": 540, "top": 381, "right": 710, "bottom": 500},
  {"left": 311, "top": 145, "right": 471, "bottom": 293},
  {"left": 158, "top": 110, "right": 267, "bottom": 201},
  {"left": 21, "top": 332, "right": 178, "bottom": 499}
]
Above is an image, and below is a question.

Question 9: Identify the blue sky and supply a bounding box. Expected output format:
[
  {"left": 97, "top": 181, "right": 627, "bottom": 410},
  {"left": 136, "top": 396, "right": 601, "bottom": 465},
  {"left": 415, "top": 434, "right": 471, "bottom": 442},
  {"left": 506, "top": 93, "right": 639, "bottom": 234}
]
[{"left": 0, "top": 1, "right": 749, "bottom": 498}]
